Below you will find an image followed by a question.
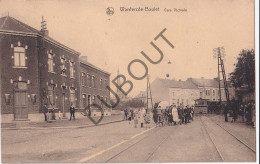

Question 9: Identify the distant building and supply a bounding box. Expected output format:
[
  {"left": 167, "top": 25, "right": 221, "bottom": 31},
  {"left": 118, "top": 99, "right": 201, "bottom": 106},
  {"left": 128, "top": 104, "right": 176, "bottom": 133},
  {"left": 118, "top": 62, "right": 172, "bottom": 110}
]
[
  {"left": 135, "top": 77, "right": 236, "bottom": 107},
  {"left": 188, "top": 77, "right": 236, "bottom": 102}
]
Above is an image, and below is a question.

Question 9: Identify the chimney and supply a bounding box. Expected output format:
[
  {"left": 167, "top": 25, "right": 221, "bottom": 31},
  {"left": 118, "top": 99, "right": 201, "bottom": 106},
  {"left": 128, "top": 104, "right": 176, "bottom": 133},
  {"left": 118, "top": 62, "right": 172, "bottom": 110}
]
[
  {"left": 179, "top": 79, "right": 181, "bottom": 82},
  {"left": 40, "top": 16, "right": 49, "bottom": 36},
  {"left": 80, "top": 56, "right": 88, "bottom": 62},
  {"left": 201, "top": 77, "right": 204, "bottom": 79}
]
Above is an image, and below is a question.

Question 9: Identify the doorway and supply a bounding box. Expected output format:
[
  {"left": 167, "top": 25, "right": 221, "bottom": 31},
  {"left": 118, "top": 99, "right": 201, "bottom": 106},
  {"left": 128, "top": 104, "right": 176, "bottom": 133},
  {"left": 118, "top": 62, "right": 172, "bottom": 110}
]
[{"left": 13, "top": 82, "right": 28, "bottom": 120}]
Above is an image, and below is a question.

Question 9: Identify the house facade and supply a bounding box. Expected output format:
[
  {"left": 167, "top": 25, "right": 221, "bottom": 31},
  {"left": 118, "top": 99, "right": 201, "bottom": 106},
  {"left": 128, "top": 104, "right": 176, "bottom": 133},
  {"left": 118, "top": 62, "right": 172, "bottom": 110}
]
[
  {"left": 79, "top": 56, "right": 111, "bottom": 116},
  {"left": 1, "top": 16, "right": 110, "bottom": 122}
]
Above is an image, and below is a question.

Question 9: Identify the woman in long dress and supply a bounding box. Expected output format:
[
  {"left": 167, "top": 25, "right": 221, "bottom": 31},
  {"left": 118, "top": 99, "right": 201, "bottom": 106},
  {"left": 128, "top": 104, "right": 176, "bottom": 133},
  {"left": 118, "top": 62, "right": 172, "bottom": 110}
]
[{"left": 172, "top": 105, "right": 179, "bottom": 125}]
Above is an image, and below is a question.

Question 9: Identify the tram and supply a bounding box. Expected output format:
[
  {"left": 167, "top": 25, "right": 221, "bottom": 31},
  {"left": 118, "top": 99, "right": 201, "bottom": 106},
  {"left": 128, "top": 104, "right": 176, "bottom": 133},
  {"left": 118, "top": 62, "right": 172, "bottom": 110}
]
[{"left": 194, "top": 98, "right": 208, "bottom": 114}]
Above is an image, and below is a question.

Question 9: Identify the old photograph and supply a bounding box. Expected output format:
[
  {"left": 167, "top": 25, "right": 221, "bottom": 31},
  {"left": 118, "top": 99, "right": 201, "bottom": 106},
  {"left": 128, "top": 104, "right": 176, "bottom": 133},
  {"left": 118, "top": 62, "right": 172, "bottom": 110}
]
[{"left": 0, "top": 0, "right": 258, "bottom": 163}]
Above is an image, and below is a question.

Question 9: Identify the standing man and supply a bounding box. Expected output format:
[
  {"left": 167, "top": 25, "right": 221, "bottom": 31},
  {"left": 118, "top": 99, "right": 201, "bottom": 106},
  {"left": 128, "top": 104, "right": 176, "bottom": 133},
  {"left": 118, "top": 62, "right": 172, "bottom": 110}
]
[
  {"left": 43, "top": 104, "right": 48, "bottom": 121},
  {"left": 223, "top": 104, "right": 228, "bottom": 122},
  {"left": 70, "top": 103, "right": 75, "bottom": 120},
  {"left": 130, "top": 109, "right": 134, "bottom": 120},
  {"left": 124, "top": 109, "right": 128, "bottom": 120}
]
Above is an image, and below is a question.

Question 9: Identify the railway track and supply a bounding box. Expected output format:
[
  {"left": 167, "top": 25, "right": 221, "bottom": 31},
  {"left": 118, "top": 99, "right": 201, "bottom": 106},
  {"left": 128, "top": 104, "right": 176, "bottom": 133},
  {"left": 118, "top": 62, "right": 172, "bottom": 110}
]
[
  {"left": 207, "top": 116, "right": 256, "bottom": 153},
  {"left": 199, "top": 115, "right": 256, "bottom": 162},
  {"left": 105, "top": 126, "right": 172, "bottom": 163},
  {"left": 199, "top": 116, "right": 224, "bottom": 162}
]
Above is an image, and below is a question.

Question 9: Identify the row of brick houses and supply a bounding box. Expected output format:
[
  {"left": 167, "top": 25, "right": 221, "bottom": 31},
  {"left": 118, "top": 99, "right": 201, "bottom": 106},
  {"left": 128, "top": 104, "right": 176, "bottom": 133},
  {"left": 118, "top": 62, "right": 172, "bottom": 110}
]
[
  {"left": 0, "top": 16, "right": 110, "bottom": 122},
  {"left": 135, "top": 77, "right": 235, "bottom": 107}
]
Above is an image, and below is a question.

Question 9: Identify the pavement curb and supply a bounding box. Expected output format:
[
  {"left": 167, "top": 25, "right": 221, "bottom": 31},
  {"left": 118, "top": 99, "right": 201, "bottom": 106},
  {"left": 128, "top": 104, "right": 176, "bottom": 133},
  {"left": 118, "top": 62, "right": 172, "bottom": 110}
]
[{"left": 1, "top": 119, "right": 125, "bottom": 130}]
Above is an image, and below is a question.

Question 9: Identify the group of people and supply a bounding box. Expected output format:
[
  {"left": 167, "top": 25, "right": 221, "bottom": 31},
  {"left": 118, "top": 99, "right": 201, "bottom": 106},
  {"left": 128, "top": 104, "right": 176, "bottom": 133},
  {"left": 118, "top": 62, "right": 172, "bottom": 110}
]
[
  {"left": 43, "top": 103, "right": 76, "bottom": 121},
  {"left": 124, "top": 108, "right": 151, "bottom": 128},
  {"left": 153, "top": 105, "right": 194, "bottom": 126},
  {"left": 237, "top": 101, "right": 255, "bottom": 126}
]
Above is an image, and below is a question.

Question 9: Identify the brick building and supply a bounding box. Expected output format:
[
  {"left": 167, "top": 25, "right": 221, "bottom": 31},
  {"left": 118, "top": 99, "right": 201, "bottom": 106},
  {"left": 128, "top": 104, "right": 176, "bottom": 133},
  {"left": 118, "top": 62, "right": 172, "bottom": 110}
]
[
  {"left": 79, "top": 56, "right": 111, "bottom": 116},
  {"left": 0, "top": 16, "right": 81, "bottom": 122}
]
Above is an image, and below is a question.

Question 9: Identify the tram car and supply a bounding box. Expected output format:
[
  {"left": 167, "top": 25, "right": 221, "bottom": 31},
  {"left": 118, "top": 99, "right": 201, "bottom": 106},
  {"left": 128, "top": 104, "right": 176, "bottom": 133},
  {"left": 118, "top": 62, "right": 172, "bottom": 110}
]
[{"left": 194, "top": 98, "right": 208, "bottom": 114}]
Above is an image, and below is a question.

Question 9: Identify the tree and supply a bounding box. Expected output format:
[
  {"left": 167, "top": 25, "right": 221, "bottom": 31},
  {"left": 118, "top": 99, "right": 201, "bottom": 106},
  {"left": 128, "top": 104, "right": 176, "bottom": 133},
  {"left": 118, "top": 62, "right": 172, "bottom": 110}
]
[
  {"left": 230, "top": 49, "right": 255, "bottom": 91},
  {"left": 124, "top": 99, "right": 145, "bottom": 108}
]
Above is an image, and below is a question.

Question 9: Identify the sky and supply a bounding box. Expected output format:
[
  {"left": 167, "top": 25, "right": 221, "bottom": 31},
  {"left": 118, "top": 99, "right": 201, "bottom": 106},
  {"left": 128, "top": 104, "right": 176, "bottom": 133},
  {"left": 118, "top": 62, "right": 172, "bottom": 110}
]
[{"left": 0, "top": 0, "right": 255, "bottom": 97}]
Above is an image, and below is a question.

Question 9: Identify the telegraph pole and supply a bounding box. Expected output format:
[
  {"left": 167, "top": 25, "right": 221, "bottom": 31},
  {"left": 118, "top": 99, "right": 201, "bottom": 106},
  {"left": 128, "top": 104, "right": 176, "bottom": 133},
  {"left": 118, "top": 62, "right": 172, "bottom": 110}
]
[
  {"left": 217, "top": 48, "right": 222, "bottom": 104},
  {"left": 146, "top": 74, "right": 153, "bottom": 113},
  {"left": 213, "top": 47, "right": 229, "bottom": 122}
]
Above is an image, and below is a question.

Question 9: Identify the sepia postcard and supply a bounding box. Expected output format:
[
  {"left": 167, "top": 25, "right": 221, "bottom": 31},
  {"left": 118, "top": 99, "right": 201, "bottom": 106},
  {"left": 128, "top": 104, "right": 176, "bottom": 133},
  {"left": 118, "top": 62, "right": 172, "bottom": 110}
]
[{"left": 0, "top": 0, "right": 258, "bottom": 163}]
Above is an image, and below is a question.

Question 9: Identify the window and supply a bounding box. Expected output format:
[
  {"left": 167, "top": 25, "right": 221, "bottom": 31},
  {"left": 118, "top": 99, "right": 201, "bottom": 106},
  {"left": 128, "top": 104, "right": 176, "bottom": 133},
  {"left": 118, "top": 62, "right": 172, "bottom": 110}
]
[
  {"left": 177, "top": 99, "right": 179, "bottom": 105},
  {"left": 70, "top": 88, "right": 76, "bottom": 106},
  {"left": 206, "top": 90, "right": 210, "bottom": 96},
  {"left": 14, "top": 82, "right": 27, "bottom": 90},
  {"left": 100, "top": 96, "right": 103, "bottom": 107},
  {"left": 5, "top": 94, "right": 11, "bottom": 105},
  {"left": 213, "top": 90, "right": 215, "bottom": 96},
  {"left": 81, "top": 73, "right": 86, "bottom": 86},
  {"left": 48, "top": 53, "right": 54, "bottom": 72},
  {"left": 172, "top": 92, "right": 174, "bottom": 97},
  {"left": 48, "top": 84, "right": 55, "bottom": 107},
  {"left": 70, "top": 61, "right": 74, "bottom": 78},
  {"left": 100, "top": 79, "right": 103, "bottom": 89},
  {"left": 92, "top": 95, "right": 96, "bottom": 104},
  {"left": 104, "top": 80, "right": 107, "bottom": 87},
  {"left": 14, "top": 47, "right": 26, "bottom": 67},
  {"left": 61, "top": 57, "right": 66, "bottom": 76},
  {"left": 31, "top": 94, "right": 37, "bottom": 104},
  {"left": 92, "top": 76, "right": 96, "bottom": 88},
  {"left": 87, "top": 74, "right": 91, "bottom": 87}
]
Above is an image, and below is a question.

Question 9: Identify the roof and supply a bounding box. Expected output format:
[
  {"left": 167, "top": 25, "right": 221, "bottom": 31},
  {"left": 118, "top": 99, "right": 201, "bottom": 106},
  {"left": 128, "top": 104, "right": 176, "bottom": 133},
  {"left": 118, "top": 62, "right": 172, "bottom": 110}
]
[
  {"left": 79, "top": 58, "right": 110, "bottom": 75},
  {"left": 0, "top": 16, "right": 80, "bottom": 55},
  {"left": 152, "top": 78, "right": 198, "bottom": 89},
  {"left": 188, "top": 77, "right": 232, "bottom": 88},
  {"left": 0, "top": 16, "right": 39, "bottom": 34},
  {"left": 188, "top": 78, "right": 219, "bottom": 88}
]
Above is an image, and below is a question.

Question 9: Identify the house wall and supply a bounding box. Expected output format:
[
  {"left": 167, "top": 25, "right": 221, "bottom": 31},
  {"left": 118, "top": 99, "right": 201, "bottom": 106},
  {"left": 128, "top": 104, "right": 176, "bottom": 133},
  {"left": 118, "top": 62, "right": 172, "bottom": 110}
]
[
  {"left": 169, "top": 88, "right": 200, "bottom": 106},
  {"left": 0, "top": 33, "right": 40, "bottom": 115},
  {"left": 79, "top": 62, "right": 110, "bottom": 111},
  {"left": 38, "top": 38, "right": 80, "bottom": 113}
]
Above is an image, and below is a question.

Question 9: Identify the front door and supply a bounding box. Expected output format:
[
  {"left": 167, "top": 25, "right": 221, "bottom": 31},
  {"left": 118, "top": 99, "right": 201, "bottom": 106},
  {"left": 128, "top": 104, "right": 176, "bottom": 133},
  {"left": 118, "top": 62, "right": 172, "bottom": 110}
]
[
  {"left": 14, "top": 82, "right": 28, "bottom": 120},
  {"left": 82, "top": 94, "right": 87, "bottom": 109}
]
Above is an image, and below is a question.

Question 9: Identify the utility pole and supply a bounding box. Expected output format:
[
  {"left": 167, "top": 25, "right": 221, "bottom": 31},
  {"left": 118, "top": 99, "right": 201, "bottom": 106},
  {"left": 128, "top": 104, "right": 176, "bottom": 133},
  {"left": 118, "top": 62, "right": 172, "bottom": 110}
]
[
  {"left": 217, "top": 48, "right": 222, "bottom": 106},
  {"left": 146, "top": 74, "right": 153, "bottom": 113},
  {"left": 213, "top": 47, "right": 229, "bottom": 122}
]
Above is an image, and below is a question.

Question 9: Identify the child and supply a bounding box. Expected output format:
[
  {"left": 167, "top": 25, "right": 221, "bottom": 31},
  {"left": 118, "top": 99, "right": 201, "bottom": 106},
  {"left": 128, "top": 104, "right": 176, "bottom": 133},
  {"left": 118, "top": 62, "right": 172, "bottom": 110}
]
[
  {"left": 58, "top": 110, "right": 61, "bottom": 120},
  {"left": 134, "top": 111, "right": 138, "bottom": 128},
  {"left": 128, "top": 113, "right": 132, "bottom": 124}
]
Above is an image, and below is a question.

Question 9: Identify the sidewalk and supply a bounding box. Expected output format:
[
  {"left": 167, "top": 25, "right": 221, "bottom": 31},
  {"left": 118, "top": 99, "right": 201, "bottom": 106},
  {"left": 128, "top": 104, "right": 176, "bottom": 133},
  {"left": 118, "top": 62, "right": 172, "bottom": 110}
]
[{"left": 1, "top": 114, "right": 125, "bottom": 130}]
